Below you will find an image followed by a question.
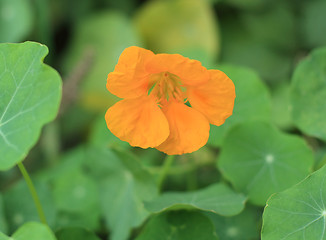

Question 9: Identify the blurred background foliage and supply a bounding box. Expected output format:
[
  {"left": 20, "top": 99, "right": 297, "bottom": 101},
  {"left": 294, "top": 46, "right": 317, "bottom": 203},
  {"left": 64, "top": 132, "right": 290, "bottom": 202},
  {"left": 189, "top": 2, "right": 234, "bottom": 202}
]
[{"left": 1, "top": 0, "right": 326, "bottom": 239}]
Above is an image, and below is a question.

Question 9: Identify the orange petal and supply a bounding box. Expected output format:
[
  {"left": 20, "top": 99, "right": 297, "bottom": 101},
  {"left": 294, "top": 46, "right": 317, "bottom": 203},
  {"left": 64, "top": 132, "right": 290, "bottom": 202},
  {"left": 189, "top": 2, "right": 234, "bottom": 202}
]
[
  {"left": 105, "top": 96, "right": 169, "bottom": 148},
  {"left": 156, "top": 101, "right": 210, "bottom": 155},
  {"left": 107, "top": 46, "right": 154, "bottom": 99},
  {"left": 187, "top": 70, "right": 235, "bottom": 126},
  {"left": 146, "top": 54, "right": 209, "bottom": 86}
]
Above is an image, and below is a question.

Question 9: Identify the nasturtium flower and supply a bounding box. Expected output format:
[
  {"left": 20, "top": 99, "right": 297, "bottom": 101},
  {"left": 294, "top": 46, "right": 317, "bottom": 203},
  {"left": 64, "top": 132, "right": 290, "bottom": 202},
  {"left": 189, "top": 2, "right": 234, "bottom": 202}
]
[{"left": 105, "top": 46, "right": 235, "bottom": 155}]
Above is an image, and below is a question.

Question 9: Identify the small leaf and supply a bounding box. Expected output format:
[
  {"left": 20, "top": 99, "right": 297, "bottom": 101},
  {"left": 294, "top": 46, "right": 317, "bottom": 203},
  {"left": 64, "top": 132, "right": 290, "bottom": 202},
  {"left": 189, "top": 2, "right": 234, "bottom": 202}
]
[
  {"left": 56, "top": 227, "right": 100, "bottom": 240},
  {"left": 218, "top": 121, "right": 314, "bottom": 206},
  {"left": 290, "top": 47, "right": 326, "bottom": 142},
  {"left": 205, "top": 206, "right": 261, "bottom": 240},
  {"left": 145, "top": 183, "right": 246, "bottom": 216},
  {"left": 208, "top": 65, "right": 272, "bottom": 146},
  {"left": 136, "top": 210, "right": 219, "bottom": 240},
  {"left": 0, "top": 41, "right": 62, "bottom": 170},
  {"left": 262, "top": 164, "right": 326, "bottom": 240},
  {"left": 0, "top": 222, "right": 56, "bottom": 240}
]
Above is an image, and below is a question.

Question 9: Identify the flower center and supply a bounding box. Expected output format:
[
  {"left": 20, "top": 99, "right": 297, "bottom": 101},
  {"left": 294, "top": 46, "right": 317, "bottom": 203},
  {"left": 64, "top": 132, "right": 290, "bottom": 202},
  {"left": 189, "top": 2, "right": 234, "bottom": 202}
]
[{"left": 148, "top": 72, "right": 185, "bottom": 106}]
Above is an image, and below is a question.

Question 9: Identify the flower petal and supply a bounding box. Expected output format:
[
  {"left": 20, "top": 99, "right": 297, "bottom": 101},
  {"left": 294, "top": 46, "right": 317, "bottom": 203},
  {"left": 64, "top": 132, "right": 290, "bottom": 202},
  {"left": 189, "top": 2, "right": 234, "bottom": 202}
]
[
  {"left": 146, "top": 54, "right": 209, "bottom": 86},
  {"left": 156, "top": 101, "right": 210, "bottom": 155},
  {"left": 187, "top": 70, "right": 235, "bottom": 126},
  {"left": 105, "top": 96, "right": 169, "bottom": 148},
  {"left": 107, "top": 46, "right": 154, "bottom": 99}
]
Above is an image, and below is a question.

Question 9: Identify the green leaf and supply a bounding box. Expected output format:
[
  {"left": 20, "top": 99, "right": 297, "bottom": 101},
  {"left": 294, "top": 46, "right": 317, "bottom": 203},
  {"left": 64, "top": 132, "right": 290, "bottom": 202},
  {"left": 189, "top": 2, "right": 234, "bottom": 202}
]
[
  {"left": 290, "top": 47, "right": 326, "bottom": 142},
  {"left": 56, "top": 227, "right": 100, "bottom": 240},
  {"left": 52, "top": 169, "right": 99, "bottom": 213},
  {"left": 0, "top": 222, "right": 56, "bottom": 240},
  {"left": 205, "top": 206, "right": 261, "bottom": 240},
  {"left": 261, "top": 164, "right": 326, "bottom": 240},
  {"left": 100, "top": 150, "right": 158, "bottom": 240},
  {"left": 134, "top": 0, "right": 219, "bottom": 67},
  {"left": 3, "top": 180, "right": 56, "bottom": 232},
  {"left": 218, "top": 121, "right": 314, "bottom": 206},
  {"left": 208, "top": 65, "right": 272, "bottom": 147},
  {"left": 136, "top": 210, "right": 219, "bottom": 240},
  {"left": 0, "top": 194, "right": 7, "bottom": 234},
  {"left": 0, "top": 41, "right": 62, "bottom": 170},
  {"left": 62, "top": 11, "right": 141, "bottom": 112},
  {"left": 0, "top": 0, "right": 34, "bottom": 42},
  {"left": 145, "top": 183, "right": 246, "bottom": 216}
]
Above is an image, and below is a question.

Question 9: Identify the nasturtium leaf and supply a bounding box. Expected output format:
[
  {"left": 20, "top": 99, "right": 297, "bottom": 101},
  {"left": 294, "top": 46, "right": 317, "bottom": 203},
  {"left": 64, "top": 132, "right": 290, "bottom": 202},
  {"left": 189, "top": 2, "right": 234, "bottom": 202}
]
[
  {"left": 208, "top": 65, "right": 272, "bottom": 147},
  {"left": 3, "top": 180, "right": 56, "bottom": 232},
  {"left": 54, "top": 209, "right": 100, "bottom": 231},
  {"left": 0, "top": 41, "right": 62, "bottom": 170},
  {"left": 145, "top": 183, "right": 246, "bottom": 216},
  {"left": 56, "top": 227, "right": 100, "bottom": 240},
  {"left": 291, "top": 47, "right": 326, "bottom": 142},
  {"left": 134, "top": 0, "right": 219, "bottom": 67},
  {"left": 0, "top": 194, "right": 7, "bottom": 234},
  {"left": 261, "top": 164, "right": 326, "bottom": 240},
  {"left": 62, "top": 11, "right": 141, "bottom": 112},
  {"left": 0, "top": 0, "right": 34, "bottom": 43},
  {"left": 136, "top": 211, "right": 219, "bottom": 240},
  {"left": 52, "top": 168, "right": 99, "bottom": 213},
  {"left": 0, "top": 222, "right": 56, "bottom": 240},
  {"left": 100, "top": 150, "right": 158, "bottom": 240},
  {"left": 205, "top": 206, "right": 261, "bottom": 240},
  {"left": 218, "top": 121, "right": 314, "bottom": 206}
]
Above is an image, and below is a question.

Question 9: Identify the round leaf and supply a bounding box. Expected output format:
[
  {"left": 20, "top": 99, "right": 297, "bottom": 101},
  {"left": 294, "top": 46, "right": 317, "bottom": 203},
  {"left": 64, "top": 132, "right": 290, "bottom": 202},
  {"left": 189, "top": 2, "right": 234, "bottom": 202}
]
[
  {"left": 0, "top": 41, "right": 62, "bottom": 170},
  {"left": 136, "top": 211, "right": 219, "bottom": 240},
  {"left": 218, "top": 121, "right": 314, "bottom": 206},
  {"left": 208, "top": 65, "right": 272, "bottom": 147},
  {"left": 145, "top": 183, "right": 246, "bottom": 216},
  {"left": 291, "top": 47, "right": 326, "bottom": 142},
  {"left": 262, "top": 164, "right": 326, "bottom": 240}
]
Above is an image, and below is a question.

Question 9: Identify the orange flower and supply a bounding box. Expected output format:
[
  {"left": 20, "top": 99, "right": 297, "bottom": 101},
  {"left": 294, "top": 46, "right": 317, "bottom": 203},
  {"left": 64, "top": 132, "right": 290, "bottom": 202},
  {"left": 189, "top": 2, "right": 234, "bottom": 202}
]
[{"left": 105, "top": 46, "right": 235, "bottom": 155}]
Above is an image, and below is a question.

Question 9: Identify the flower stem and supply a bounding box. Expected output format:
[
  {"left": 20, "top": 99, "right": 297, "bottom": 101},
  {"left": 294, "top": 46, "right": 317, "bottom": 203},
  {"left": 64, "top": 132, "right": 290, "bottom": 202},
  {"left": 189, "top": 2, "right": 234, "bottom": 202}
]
[
  {"left": 17, "top": 162, "right": 47, "bottom": 225},
  {"left": 157, "top": 155, "right": 175, "bottom": 191}
]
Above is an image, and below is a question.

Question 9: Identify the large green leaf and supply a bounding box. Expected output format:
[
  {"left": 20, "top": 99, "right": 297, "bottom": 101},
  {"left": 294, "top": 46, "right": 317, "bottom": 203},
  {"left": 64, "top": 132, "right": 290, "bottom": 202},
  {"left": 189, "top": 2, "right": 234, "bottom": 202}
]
[
  {"left": 136, "top": 211, "right": 219, "bottom": 240},
  {"left": 262, "top": 164, "right": 326, "bottom": 240},
  {"left": 99, "top": 150, "right": 158, "bottom": 240},
  {"left": 291, "top": 47, "right": 326, "bottom": 142},
  {"left": 0, "top": 0, "right": 34, "bottom": 43},
  {"left": 0, "top": 222, "right": 56, "bottom": 240},
  {"left": 0, "top": 41, "right": 62, "bottom": 170},
  {"left": 134, "top": 0, "right": 219, "bottom": 67},
  {"left": 218, "top": 121, "right": 314, "bottom": 206},
  {"left": 145, "top": 183, "right": 246, "bottom": 216},
  {"left": 208, "top": 65, "right": 272, "bottom": 147},
  {"left": 56, "top": 227, "right": 100, "bottom": 240},
  {"left": 205, "top": 206, "right": 261, "bottom": 240}
]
